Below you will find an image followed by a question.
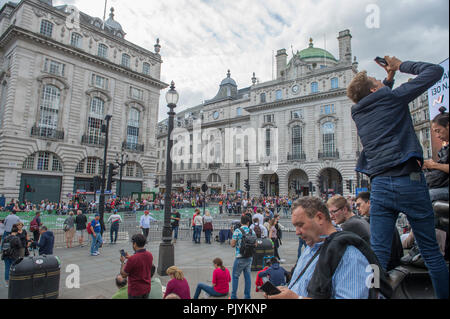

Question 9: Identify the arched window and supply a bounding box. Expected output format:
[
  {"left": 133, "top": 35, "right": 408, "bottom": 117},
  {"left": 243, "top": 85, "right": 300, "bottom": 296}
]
[
  {"left": 331, "top": 77, "right": 339, "bottom": 89},
  {"left": 71, "top": 32, "right": 82, "bottom": 48},
  {"left": 39, "top": 85, "right": 61, "bottom": 137},
  {"left": 311, "top": 82, "right": 319, "bottom": 93},
  {"left": 22, "top": 152, "right": 63, "bottom": 172},
  {"left": 322, "top": 122, "right": 335, "bottom": 156},
  {"left": 292, "top": 125, "right": 303, "bottom": 157},
  {"left": 87, "top": 97, "right": 104, "bottom": 145},
  {"left": 126, "top": 108, "right": 140, "bottom": 149},
  {"left": 122, "top": 54, "right": 130, "bottom": 68},
  {"left": 40, "top": 20, "right": 53, "bottom": 37},
  {"left": 142, "top": 62, "right": 150, "bottom": 75},
  {"left": 275, "top": 89, "right": 282, "bottom": 101},
  {"left": 98, "top": 44, "right": 108, "bottom": 59},
  {"left": 260, "top": 93, "right": 266, "bottom": 103}
]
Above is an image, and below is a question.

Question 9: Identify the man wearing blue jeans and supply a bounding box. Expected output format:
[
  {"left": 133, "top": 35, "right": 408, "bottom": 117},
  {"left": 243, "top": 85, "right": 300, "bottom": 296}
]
[
  {"left": 90, "top": 214, "right": 103, "bottom": 256},
  {"left": 230, "top": 215, "right": 255, "bottom": 299},
  {"left": 348, "top": 56, "right": 449, "bottom": 299}
]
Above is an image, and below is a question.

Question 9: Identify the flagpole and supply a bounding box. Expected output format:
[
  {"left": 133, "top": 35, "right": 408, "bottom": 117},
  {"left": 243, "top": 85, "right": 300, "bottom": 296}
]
[{"left": 102, "top": 0, "right": 108, "bottom": 29}]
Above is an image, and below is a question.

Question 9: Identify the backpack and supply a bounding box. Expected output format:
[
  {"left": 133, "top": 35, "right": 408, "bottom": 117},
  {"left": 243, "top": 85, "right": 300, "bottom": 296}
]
[
  {"left": 253, "top": 224, "right": 262, "bottom": 239},
  {"left": 239, "top": 227, "right": 257, "bottom": 258},
  {"left": 30, "top": 217, "right": 39, "bottom": 232},
  {"left": 86, "top": 222, "right": 93, "bottom": 235},
  {"left": 1, "top": 237, "right": 12, "bottom": 260}
]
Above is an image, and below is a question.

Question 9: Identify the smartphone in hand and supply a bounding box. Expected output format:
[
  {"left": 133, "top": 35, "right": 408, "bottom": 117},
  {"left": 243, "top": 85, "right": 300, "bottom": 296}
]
[
  {"left": 260, "top": 281, "right": 282, "bottom": 296},
  {"left": 120, "top": 249, "right": 127, "bottom": 258},
  {"left": 374, "top": 57, "right": 388, "bottom": 67}
]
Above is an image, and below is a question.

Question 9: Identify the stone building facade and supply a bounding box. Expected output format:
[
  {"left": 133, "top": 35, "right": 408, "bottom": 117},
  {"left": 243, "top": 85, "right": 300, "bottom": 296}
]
[
  {"left": 156, "top": 30, "right": 366, "bottom": 197},
  {"left": 0, "top": 0, "right": 167, "bottom": 203}
]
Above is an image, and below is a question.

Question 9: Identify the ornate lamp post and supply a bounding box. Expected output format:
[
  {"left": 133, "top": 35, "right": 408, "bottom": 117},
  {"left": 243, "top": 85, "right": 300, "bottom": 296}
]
[
  {"left": 157, "top": 81, "right": 179, "bottom": 276},
  {"left": 115, "top": 145, "right": 128, "bottom": 200}
]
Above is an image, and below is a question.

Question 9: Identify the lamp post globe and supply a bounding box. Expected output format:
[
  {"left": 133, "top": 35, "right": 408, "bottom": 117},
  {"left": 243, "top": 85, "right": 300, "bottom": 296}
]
[{"left": 165, "top": 81, "right": 179, "bottom": 106}]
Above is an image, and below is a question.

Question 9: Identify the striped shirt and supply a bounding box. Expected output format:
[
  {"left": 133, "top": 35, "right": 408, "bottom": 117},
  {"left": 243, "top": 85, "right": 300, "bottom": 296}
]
[{"left": 288, "top": 239, "right": 370, "bottom": 299}]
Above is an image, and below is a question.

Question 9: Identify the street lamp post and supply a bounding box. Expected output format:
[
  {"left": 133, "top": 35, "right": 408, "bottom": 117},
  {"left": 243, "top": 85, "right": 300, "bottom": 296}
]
[
  {"left": 245, "top": 160, "right": 250, "bottom": 200},
  {"left": 99, "top": 114, "right": 112, "bottom": 235},
  {"left": 157, "top": 81, "right": 179, "bottom": 276},
  {"left": 115, "top": 146, "right": 128, "bottom": 200}
]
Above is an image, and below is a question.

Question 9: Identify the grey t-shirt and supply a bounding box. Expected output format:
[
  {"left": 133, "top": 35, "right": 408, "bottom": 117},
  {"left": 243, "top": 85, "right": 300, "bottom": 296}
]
[
  {"left": 341, "top": 215, "right": 371, "bottom": 244},
  {"left": 4, "top": 214, "right": 21, "bottom": 232},
  {"left": 64, "top": 216, "right": 75, "bottom": 229}
]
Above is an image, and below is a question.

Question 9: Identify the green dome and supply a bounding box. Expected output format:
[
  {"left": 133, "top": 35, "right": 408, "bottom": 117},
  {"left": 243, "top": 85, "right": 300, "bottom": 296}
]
[{"left": 295, "top": 38, "right": 337, "bottom": 62}]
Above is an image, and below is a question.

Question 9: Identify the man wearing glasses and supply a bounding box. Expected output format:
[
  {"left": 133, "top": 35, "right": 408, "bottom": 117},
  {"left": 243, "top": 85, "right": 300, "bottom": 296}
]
[{"left": 327, "top": 195, "right": 370, "bottom": 244}]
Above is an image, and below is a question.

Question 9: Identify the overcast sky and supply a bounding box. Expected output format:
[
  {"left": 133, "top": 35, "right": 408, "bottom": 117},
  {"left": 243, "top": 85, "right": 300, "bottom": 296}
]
[{"left": 2, "top": 0, "right": 449, "bottom": 121}]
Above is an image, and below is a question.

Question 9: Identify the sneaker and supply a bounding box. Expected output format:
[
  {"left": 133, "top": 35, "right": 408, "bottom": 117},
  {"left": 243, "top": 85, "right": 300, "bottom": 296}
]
[{"left": 279, "top": 259, "right": 286, "bottom": 263}]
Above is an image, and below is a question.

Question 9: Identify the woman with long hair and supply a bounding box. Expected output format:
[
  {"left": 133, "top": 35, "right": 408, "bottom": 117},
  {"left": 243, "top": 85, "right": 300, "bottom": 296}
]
[
  {"left": 164, "top": 266, "right": 191, "bottom": 299},
  {"left": 193, "top": 258, "right": 231, "bottom": 299}
]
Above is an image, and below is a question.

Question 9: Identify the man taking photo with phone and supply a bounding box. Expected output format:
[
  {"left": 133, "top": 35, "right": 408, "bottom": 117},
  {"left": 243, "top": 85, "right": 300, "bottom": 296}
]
[
  {"left": 347, "top": 56, "right": 449, "bottom": 299},
  {"left": 120, "top": 233, "right": 153, "bottom": 299}
]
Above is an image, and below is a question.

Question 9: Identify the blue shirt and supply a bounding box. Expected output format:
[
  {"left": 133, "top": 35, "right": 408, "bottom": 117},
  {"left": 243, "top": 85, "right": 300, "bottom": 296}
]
[
  {"left": 288, "top": 241, "right": 370, "bottom": 299},
  {"left": 140, "top": 214, "right": 156, "bottom": 229},
  {"left": 91, "top": 219, "right": 101, "bottom": 233},
  {"left": 232, "top": 226, "right": 255, "bottom": 258}
]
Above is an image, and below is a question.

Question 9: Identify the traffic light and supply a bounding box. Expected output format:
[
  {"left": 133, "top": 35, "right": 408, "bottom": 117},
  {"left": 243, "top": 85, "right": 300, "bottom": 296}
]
[
  {"left": 107, "top": 163, "right": 119, "bottom": 191},
  {"left": 244, "top": 179, "right": 250, "bottom": 191},
  {"left": 201, "top": 183, "right": 208, "bottom": 193},
  {"left": 347, "top": 179, "right": 353, "bottom": 192},
  {"left": 25, "top": 184, "right": 32, "bottom": 192},
  {"left": 93, "top": 176, "right": 102, "bottom": 191},
  {"left": 186, "top": 180, "right": 191, "bottom": 190}
]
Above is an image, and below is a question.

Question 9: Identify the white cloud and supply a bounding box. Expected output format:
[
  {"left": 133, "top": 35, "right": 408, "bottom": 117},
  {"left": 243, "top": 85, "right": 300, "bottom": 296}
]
[{"left": 3, "top": 0, "right": 449, "bottom": 121}]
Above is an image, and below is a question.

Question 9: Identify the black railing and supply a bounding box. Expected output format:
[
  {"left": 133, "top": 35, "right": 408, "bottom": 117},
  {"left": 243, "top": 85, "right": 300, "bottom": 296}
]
[
  {"left": 287, "top": 152, "right": 306, "bottom": 161},
  {"left": 31, "top": 126, "right": 64, "bottom": 140},
  {"left": 208, "top": 163, "right": 221, "bottom": 170},
  {"left": 318, "top": 150, "right": 340, "bottom": 159},
  {"left": 81, "top": 134, "right": 106, "bottom": 146},
  {"left": 123, "top": 142, "right": 144, "bottom": 152}
]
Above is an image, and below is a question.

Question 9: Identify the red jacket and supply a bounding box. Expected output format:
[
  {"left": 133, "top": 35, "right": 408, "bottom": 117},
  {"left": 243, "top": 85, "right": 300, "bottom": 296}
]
[{"left": 255, "top": 266, "right": 269, "bottom": 292}]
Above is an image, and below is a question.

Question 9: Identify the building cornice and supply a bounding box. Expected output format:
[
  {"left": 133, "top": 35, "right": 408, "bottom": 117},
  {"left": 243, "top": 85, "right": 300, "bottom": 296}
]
[
  {"left": 245, "top": 89, "right": 347, "bottom": 113},
  {"left": 8, "top": 0, "right": 162, "bottom": 64},
  {"left": 0, "top": 26, "right": 169, "bottom": 90}
]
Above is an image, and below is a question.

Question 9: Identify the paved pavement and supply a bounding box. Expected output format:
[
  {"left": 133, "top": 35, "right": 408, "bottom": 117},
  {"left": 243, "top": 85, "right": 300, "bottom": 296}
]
[{"left": 0, "top": 233, "right": 300, "bottom": 299}]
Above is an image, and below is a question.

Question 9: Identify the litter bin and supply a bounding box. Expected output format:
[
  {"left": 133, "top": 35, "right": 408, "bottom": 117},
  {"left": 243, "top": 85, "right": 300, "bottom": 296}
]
[
  {"left": 8, "top": 255, "right": 61, "bottom": 299},
  {"left": 251, "top": 238, "right": 274, "bottom": 271}
]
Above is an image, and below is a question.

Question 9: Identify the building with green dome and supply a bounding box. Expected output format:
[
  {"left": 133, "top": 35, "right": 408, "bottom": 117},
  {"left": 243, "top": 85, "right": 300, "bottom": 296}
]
[{"left": 155, "top": 29, "right": 366, "bottom": 198}]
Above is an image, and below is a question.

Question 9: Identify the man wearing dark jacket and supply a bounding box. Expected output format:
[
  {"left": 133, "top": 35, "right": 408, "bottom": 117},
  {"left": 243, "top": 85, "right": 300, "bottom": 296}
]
[
  {"left": 36, "top": 226, "right": 54, "bottom": 255},
  {"left": 258, "top": 257, "right": 289, "bottom": 287},
  {"left": 347, "top": 56, "right": 448, "bottom": 299}
]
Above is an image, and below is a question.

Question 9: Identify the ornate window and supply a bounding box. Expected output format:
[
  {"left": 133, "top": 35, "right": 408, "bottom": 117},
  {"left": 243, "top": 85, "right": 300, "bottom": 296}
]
[
  {"left": 98, "top": 44, "right": 108, "bottom": 59},
  {"left": 320, "top": 104, "right": 335, "bottom": 115},
  {"left": 130, "top": 87, "right": 143, "bottom": 100},
  {"left": 71, "top": 32, "right": 82, "bottom": 48},
  {"left": 142, "top": 62, "right": 150, "bottom": 75},
  {"left": 40, "top": 20, "right": 53, "bottom": 37},
  {"left": 121, "top": 54, "right": 130, "bottom": 68},
  {"left": 44, "top": 58, "right": 65, "bottom": 77},
  {"left": 331, "top": 77, "right": 339, "bottom": 89},
  {"left": 275, "top": 89, "right": 282, "bottom": 101},
  {"left": 260, "top": 93, "right": 266, "bottom": 103},
  {"left": 91, "top": 74, "right": 109, "bottom": 90},
  {"left": 322, "top": 122, "right": 335, "bottom": 155},
  {"left": 292, "top": 125, "right": 303, "bottom": 156},
  {"left": 265, "top": 128, "right": 271, "bottom": 157},
  {"left": 126, "top": 108, "right": 140, "bottom": 148},
  {"left": 22, "top": 152, "right": 62, "bottom": 172},
  {"left": 311, "top": 82, "right": 319, "bottom": 93},
  {"left": 208, "top": 173, "right": 221, "bottom": 183},
  {"left": 87, "top": 97, "right": 104, "bottom": 144},
  {"left": 39, "top": 85, "right": 61, "bottom": 135}
]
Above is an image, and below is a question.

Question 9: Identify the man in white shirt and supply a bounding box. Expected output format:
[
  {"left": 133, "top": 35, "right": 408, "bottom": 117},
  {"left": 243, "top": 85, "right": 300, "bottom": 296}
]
[
  {"left": 193, "top": 212, "right": 203, "bottom": 244},
  {"left": 140, "top": 210, "right": 156, "bottom": 241},
  {"left": 253, "top": 208, "right": 264, "bottom": 226},
  {"left": 107, "top": 210, "right": 123, "bottom": 244}
]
